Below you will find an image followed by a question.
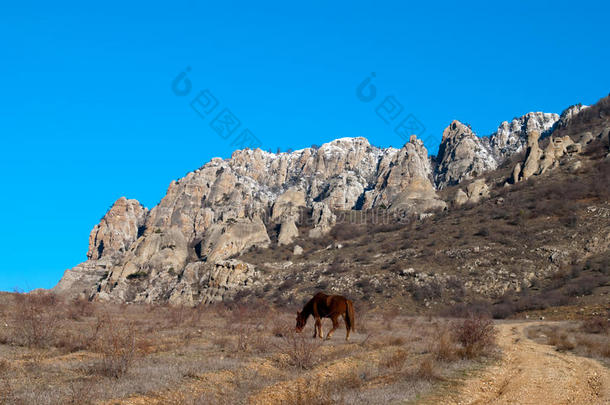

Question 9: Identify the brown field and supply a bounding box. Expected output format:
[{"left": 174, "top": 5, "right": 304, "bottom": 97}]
[
  {"left": 0, "top": 291, "right": 500, "bottom": 405},
  {"left": 2, "top": 292, "right": 609, "bottom": 404}
]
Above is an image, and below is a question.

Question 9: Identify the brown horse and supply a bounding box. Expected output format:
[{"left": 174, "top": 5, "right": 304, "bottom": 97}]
[{"left": 295, "top": 292, "right": 355, "bottom": 340}]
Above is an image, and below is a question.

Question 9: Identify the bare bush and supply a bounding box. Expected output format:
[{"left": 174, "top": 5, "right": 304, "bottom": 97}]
[
  {"left": 547, "top": 329, "right": 575, "bottom": 351},
  {"left": 431, "top": 323, "right": 458, "bottom": 361},
  {"left": 452, "top": 316, "right": 497, "bottom": 358},
  {"left": 66, "top": 297, "right": 95, "bottom": 320},
  {"left": 12, "top": 292, "right": 62, "bottom": 348},
  {"left": 277, "top": 328, "right": 321, "bottom": 370},
  {"left": 581, "top": 316, "right": 610, "bottom": 334},
  {"left": 65, "top": 378, "right": 96, "bottom": 405},
  {"left": 330, "top": 223, "right": 365, "bottom": 241},
  {"left": 90, "top": 315, "right": 142, "bottom": 378}
]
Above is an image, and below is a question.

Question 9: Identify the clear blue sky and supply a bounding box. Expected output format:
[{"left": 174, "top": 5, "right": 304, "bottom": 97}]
[{"left": 1, "top": 0, "right": 608, "bottom": 291}]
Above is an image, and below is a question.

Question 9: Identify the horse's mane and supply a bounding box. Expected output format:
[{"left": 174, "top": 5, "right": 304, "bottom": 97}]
[{"left": 300, "top": 296, "right": 315, "bottom": 318}]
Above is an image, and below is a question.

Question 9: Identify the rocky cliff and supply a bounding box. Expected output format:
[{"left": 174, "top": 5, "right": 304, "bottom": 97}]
[
  {"left": 54, "top": 99, "right": 603, "bottom": 305},
  {"left": 434, "top": 112, "right": 560, "bottom": 188}
]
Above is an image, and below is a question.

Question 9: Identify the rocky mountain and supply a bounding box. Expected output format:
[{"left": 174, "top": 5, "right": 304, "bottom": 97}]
[
  {"left": 53, "top": 97, "right": 609, "bottom": 305},
  {"left": 434, "top": 112, "right": 560, "bottom": 188}
]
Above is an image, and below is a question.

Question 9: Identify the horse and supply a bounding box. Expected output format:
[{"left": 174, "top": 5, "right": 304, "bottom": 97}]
[{"left": 295, "top": 292, "right": 355, "bottom": 340}]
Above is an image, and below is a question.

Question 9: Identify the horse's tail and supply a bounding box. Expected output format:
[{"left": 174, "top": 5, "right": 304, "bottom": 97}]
[{"left": 346, "top": 299, "right": 355, "bottom": 333}]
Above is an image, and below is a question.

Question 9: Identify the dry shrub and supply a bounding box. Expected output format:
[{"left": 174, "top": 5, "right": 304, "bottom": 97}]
[
  {"left": 90, "top": 315, "right": 143, "bottom": 378},
  {"left": 581, "top": 316, "right": 610, "bottom": 334},
  {"left": 66, "top": 297, "right": 95, "bottom": 320},
  {"left": 235, "top": 324, "right": 254, "bottom": 352},
  {"left": 330, "top": 223, "right": 365, "bottom": 241},
  {"left": 406, "top": 356, "right": 443, "bottom": 381},
  {"left": 65, "top": 378, "right": 96, "bottom": 405},
  {"left": 353, "top": 301, "right": 371, "bottom": 333},
  {"left": 379, "top": 348, "right": 408, "bottom": 372},
  {"left": 548, "top": 331, "right": 575, "bottom": 351},
  {"left": 452, "top": 316, "right": 497, "bottom": 358},
  {"left": 55, "top": 326, "right": 97, "bottom": 353},
  {"left": 574, "top": 335, "right": 610, "bottom": 358},
  {"left": 431, "top": 323, "right": 458, "bottom": 361},
  {"left": 388, "top": 336, "right": 405, "bottom": 346},
  {"left": 277, "top": 329, "right": 321, "bottom": 370},
  {"left": 336, "top": 369, "right": 365, "bottom": 390},
  {"left": 233, "top": 324, "right": 271, "bottom": 354},
  {"left": 0, "top": 359, "right": 13, "bottom": 403},
  {"left": 12, "top": 292, "right": 62, "bottom": 348}
]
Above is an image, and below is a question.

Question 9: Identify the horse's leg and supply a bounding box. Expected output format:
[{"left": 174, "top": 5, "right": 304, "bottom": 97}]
[
  {"left": 342, "top": 314, "right": 350, "bottom": 341},
  {"left": 317, "top": 318, "right": 323, "bottom": 340},
  {"left": 326, "top": 315, "right": 339, "bottom": 340},
  {"left": 314, "top": 317, "right": 322, "bottom": 339}
]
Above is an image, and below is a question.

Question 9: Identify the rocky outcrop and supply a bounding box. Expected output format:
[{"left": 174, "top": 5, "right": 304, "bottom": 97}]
[
  {"left": 364, "top": 136, "right": 446, "bottom": 212},
  {"left": 556, "top": 104, "right": 588, "bottom": 129},
  {"left": 106, "top": 228, "right": 189, "bottom": 283},
  {"left": 453, "top": 179, "right": 490, "bottom": 206},
  {"left": 195, "top": 260, "right": 257, "bottom": 304},
  {"left": 520, "top": 130, "right": 543, "bottom": 181},
  {"left": 539, "top": 136, "right": 575, "bottom": 174},
  {"left": 434, "top": 113, "right": 560, "bottom": 189},
  {"left": 488, "top": 112, "right": 559, "bottom": 161},
  {"left": 54, "top": 103, "right": 582, "bottom": 305},
  {"left": 271, "top": 189, "right": 306, "bottom": 221},
  {"left": 200, "top": 217, "right": 270, "bottom": 262},
  {"left": 278, "top": 219, "right": 299, "bottom": 245},
  {"left": 53, "top": 257, "right": 116, "bottom": 299},
  {"left": 87, "top": 197, "right": 147, "bottom": 260},
  {"left": 513, "top": 130, "right": 579, "bottom": 182},
  {"left": 435, "top": 121, "right": 496, "bottom": 188},
  {"left": 309, "top": 202, "right": 337, "bottom": 238}
]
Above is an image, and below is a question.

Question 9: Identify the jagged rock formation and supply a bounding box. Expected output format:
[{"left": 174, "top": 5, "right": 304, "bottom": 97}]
[
  {"left": 363, "top": 136, "right": 446, "bottom": 212},
  {"left": 55, "top": 136, "right": 445, "bottom": 303},
  {"left": 488, "top": 112, "right": 560, "bottom": 161},
  {"left": 308, "top": 201, "right": 337, "bottom": 238},
  {"left": 520, "top": 130, "right": 544, "bottom": 181},
  {"left": 278, "top": 219, "right": 299, "bottom": 246},
  {"left": 200, "top": 217, "right": 271, "bottom": 262},
  {"left": 87, "top": 197, "right": 147, "bottom": 260},
  {"left": 435, "top": 121, "right": 497, "bottom": 188},
  {"left": 556, "top": 104, "right": 589, "bottom": 129},
  {"left": 54, "top": 99, "right": 599, "bottom": 305},
  {"left": 513, "top": 130, "right": 583, "bottom": 182},
  {"left": 435, "top": 112, "right": 560, "bottom": 189}
]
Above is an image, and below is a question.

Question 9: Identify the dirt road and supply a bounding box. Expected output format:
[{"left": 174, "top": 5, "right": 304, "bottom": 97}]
[{"left": 438, "top": 322, "right": 610, "bottom": 405}]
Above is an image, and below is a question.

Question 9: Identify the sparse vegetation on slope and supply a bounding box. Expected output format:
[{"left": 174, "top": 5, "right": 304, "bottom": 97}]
[{"left": 0, "top": 291, "right": 497, "bottom": 405}]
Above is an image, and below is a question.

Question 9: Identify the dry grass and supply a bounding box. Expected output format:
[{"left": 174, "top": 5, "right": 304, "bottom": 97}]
[
  {"left": 526, "top": 318, "right": 610, "bottom": 365},
  {"left": 0, "top": 292, "right": 496, "bottom": 404}
]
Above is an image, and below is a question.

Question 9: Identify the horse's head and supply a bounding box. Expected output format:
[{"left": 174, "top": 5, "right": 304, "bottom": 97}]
[{"left": 295, "top": 310, "right": 306, "bottom": 332}]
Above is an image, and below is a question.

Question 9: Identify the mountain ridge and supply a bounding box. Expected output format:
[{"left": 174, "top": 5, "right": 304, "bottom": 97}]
[{"left": 53, "top": 96, "right": 609, "bottom": 306}]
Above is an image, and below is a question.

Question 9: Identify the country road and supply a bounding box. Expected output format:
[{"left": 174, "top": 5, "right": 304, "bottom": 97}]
[{"left": 437, "top": 322, "right": 610, "bottom": 405}]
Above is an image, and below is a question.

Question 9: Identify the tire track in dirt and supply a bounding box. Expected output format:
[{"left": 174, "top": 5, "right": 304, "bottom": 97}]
[{"left": 433, "top": 322, "right": 610, "bottom": 405}]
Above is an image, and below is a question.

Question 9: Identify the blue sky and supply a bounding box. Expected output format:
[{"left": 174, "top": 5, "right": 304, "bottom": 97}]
[{"left": 0, "top": 0, "right": 608, "bottom": 291}]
